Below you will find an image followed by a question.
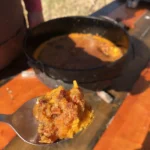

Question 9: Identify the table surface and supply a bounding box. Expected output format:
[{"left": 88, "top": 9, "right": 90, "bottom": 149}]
[{"left": 1, "top": 1, "right": 150, "bottom": 150}]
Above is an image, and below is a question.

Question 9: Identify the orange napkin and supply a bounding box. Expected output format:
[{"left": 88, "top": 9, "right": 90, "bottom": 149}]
[{"left": 0, "top": 69, "right": 50, "bottom": 149}]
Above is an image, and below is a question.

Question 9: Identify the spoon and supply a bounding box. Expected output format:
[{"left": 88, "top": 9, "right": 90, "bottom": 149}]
[{"left": 0, "top": 97, "right": 42, "bottom": 145}]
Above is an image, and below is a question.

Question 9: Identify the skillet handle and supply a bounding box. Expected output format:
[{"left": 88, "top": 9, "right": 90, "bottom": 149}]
[
  {"left": 101, "top": 16, "right": 129, "bottom": 30},
  {"left": 115, "top": 18, "right": 130, "bottom": 30},
  {"left": 28, "top": 60, "right": 46, "bottom": 74}
]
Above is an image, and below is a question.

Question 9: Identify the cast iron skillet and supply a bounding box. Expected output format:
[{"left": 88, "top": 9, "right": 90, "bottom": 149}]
[{"left": 24, "top": 16, "right": 131, "bottom": 83}]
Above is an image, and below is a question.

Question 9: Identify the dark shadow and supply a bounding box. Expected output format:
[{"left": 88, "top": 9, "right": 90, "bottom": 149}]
[
  {"left": 111, "top": 36, "right": 150, "bottom": 94},
  {"left": 130, "top": 76, "right": 150, "bottom": 95},
  {"left": 136, "top": 131, "right": 150, "bottom": 150},
  {"left": 0, "top": 53, "right": 29, "bottom": 80},
  {"left": 141, "top": 132, "right": 150, "bottom": 150}
]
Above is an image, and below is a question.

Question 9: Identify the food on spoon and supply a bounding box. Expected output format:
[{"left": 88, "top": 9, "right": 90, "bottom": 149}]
[
  {"left": 34, "top": 33, "right": 126, "bottom": 69},
  {"left": 33, "top": 80, "right": 94, "bottom": 143}
]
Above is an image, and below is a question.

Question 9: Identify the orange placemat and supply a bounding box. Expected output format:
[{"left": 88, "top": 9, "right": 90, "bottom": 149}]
[
  {"left": 0, "top": 69, "right": 50, "bottom": 150},
  {"left": 94, "top": 64, "right": 150, "bottom": 150}
]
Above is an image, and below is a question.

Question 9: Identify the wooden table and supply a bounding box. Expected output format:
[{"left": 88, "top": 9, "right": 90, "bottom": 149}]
[{"left": 0, "top": 1, "right": 150, "bottom": 150}]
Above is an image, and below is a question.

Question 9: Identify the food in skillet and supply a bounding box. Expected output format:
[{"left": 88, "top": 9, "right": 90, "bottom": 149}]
[
  {"left": 33, "top": 81, "right": 94, "bottom": 143},
  {"left": 34, "top": 33, "right": 126, "bottom": 69}
]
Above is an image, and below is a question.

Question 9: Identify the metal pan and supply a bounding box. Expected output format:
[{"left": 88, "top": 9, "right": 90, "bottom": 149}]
[{"left": 24, "top": 16, "right": 131, "bottom": 84}]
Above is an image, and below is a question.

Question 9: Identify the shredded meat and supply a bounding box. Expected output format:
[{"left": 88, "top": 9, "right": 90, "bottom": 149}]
[{"left": 33, "top": 80, "right": 94, "bottom": 143}]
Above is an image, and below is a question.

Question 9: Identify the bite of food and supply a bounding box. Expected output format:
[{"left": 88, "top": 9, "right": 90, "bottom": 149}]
[{"left": 33, "top": 80, "right": 94, "bottom": 144}]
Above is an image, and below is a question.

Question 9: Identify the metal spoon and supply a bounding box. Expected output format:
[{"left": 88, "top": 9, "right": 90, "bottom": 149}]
[{"left": 0, "top": 97, "right": 42, "bottom": 145}]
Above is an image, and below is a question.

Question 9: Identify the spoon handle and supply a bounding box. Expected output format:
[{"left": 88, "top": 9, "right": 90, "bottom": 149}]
[{"left": 0, "top": 114, "right": 7, "bottom": 123}]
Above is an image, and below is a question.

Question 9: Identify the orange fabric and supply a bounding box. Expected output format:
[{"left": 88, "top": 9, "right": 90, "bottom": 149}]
[
  {"left": 0, "top": 70, "right": 50, "bottom": 149},
  {"left": 0, "top": 123, "right": 16, "bottom": 150},
  {"left": 94, "top": 66, "right": 150, "bottom": 150}
]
